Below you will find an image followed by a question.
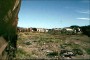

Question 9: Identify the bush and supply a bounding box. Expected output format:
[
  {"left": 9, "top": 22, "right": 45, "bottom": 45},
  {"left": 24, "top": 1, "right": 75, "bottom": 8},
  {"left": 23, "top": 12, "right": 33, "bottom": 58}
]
[
  {"left": 48, "top": 29, "right": 61, "bottom": 35},
  {"left": 85, "top": 48, "right": 90, "bottom": 55},
  {"left": 72, "top": 49, "right": 83, "bottom": 55},
  {"left": 47, "top": 52, "right": 58, "bottom": 57},
  {"left": 81, "top": 25, "right": 90, "bottom": 37},
  {"left": 60, "top": 50, "right": 67, "bottom": 55},
  {"left": 24, "top": 41, "right": 32, "bottom": 45}
]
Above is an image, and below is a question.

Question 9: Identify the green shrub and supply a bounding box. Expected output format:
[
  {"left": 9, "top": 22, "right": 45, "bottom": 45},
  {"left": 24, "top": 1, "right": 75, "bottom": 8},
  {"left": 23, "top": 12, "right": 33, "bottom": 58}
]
[
  {"left": 48, "top": 29, "right": 61, "bottom": 35},
  {"left": 60, "top": 50, "right": 67, "bottom": 55},
  {"left": 24, "top": 41, "right": 32, "bottom": 45},
  {"left": 85, "top": 48, "right": 90, "bottom": 55},
  {"left": 72, "top": 49, "right": 83, "bottom": 55},
  {"left": 47, "top": 52, "right": 58, "bottom": 57}
]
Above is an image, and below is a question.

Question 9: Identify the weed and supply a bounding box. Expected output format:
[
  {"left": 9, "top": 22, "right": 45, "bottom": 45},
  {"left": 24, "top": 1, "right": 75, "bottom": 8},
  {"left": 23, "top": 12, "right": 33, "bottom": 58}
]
[
  {"left": 47, "top": 52, "right": 58, "bottom": 57},
  {"left": 85, "top": 48, "right": 90, "bottom": 55},
  {"left": 16, "top": 48, "right": 31, "bottom": 59},
  {"left": 72, "top": 49, "right": 83, "bottom": 55}
]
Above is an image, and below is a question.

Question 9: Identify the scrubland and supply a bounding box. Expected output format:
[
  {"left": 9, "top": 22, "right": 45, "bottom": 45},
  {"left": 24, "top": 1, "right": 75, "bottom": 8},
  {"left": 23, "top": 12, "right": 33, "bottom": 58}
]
[{"left": 16, "top": 32, "right": 90, "bottom": 59}]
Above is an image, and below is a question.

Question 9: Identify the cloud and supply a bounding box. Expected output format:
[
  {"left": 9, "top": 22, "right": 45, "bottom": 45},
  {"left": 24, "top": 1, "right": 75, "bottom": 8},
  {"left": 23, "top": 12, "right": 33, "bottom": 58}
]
[
  {"left": 80, "top": 11, "right": 90, "bottom": 14},
  {"left": 77, "top": 10, "right": 90, "bottom": 14},
  {"left": 77, "top": 18, "right": 90, "bottom": 20}
]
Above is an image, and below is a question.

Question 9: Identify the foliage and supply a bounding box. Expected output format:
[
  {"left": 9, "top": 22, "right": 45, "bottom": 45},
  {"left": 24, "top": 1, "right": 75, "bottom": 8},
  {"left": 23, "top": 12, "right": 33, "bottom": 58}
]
[
  {"left": 16, "top": 32, "right": 90, "bottom": 59},
  {"left": 81, "top": 25, "right": 90, "bottom": 36},
  {"left": 47, "top": 52, "right": 58, "bottom": 57},
  {"left": 72, "top": 49, "right": 83, "bottom": 55},
  {"left": 48, "top": 29, "right": 61, "bottom": 35},
  {"left": 60, "top": 50, "right": 67, "bottom": 55},
  {"left": 24, "top": 41, "right": 32, "bottom": 45},
  {"left": 70, "top": 25, "right": 80, "bottom": 29},
  {"left": 84, "top": 48, "right": 90, "bottom": 55},
  {"left": 16, "top": 48, "right": 31, "bottom": 59},
  {"left": 32, "top": 28, "right": 37, "bottom": 31}
]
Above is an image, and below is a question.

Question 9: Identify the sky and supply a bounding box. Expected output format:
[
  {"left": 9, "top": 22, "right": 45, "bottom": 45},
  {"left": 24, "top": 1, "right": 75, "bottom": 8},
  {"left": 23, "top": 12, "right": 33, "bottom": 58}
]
[{"left": 18, "top": 0, "right": 90, "bottom": 28}]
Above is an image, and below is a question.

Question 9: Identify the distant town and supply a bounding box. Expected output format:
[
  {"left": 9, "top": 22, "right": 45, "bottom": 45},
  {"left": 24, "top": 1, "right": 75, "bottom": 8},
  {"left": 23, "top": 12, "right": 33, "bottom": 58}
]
[
  {"left": 17, "top": 25, "right": 90, "bottom": 36},
  {"left": 17, "top": 25, "right": 89, "bottom": 34}
]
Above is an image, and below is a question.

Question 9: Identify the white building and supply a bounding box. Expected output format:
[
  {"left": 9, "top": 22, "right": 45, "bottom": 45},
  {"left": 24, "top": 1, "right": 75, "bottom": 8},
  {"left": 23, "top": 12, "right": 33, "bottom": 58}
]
[{"left": 37, "top": 28, "right": 49, "bottom": 33}]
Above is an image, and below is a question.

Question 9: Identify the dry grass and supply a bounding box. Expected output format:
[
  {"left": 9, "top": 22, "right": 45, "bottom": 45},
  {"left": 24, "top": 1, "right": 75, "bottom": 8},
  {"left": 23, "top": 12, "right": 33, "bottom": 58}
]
[{"left": 16, "top": 32, "right": 90, "bottom": 59}]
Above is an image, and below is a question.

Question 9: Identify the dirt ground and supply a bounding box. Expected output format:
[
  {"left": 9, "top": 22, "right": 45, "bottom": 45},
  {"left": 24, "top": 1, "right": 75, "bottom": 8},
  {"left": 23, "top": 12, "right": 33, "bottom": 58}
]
[{"left": 16, "top": 32, "right": 90, "bottom": 59}]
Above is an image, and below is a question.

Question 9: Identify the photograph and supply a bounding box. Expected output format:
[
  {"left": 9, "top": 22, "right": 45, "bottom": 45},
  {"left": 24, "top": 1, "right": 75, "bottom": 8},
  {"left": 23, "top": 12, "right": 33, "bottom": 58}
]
[{"left": 0, "top": 0, "right": 90, "bottom": 59}]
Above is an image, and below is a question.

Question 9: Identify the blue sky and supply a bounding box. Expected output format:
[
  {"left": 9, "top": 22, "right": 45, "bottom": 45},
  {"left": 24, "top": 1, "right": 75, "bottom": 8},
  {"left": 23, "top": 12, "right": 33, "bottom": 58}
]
[{"left": 18, "top": 0, "right": 90, "bottom": 28}]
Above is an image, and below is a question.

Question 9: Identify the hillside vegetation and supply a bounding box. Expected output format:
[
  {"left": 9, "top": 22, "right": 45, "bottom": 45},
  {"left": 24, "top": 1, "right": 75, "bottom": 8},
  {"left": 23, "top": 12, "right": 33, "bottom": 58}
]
[{"left": 16, "top": 32, "right": 90, "bottom": 59}]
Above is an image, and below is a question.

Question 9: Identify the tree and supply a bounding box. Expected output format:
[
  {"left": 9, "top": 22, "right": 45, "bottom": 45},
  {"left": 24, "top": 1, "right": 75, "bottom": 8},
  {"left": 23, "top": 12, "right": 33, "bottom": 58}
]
[
  {"left": 32, "top": 28, "right": 37, "bottom": 31},
  {"left": 70, "top": 25, "right": 80, "bottom": 29}
]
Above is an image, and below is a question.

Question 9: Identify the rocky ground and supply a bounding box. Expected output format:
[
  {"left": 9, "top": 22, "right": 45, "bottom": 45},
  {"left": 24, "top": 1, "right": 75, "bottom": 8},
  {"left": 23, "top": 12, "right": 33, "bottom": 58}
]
[{"left": 16, "top": 32, "right": 90, "bottom": 59}]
